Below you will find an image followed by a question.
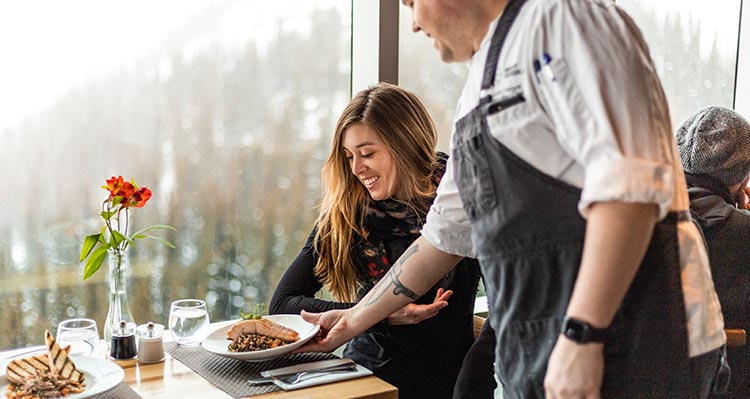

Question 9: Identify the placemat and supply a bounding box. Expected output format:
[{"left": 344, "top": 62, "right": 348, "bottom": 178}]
[
  {"left": 165, "top": 342, "right": 339, "bottom": 398},
  {"left": 93, "top": 382, "right": 143, "bottom": 399}
]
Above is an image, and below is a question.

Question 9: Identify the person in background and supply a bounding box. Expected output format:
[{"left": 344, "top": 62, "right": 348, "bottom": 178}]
[
  {"left": 676, "top": 106, "right": 750, "bottom": 399},
  {"left": 269, "top": 82, "right": 481, "bottom": 399},
  {"left": 297, "top": 0, "right": 727, "bottom": 398}
]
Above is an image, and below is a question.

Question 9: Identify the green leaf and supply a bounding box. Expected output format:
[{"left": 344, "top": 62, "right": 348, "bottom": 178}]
[
  {"left": 111, "top": 229, "right": 130, "bottom": 246},
  {"left": 100, "top": 211, "right": 116, "bottom": 220},
  {"left": 110, "top": 232, "right": 121, "bottom": 247},
  {"left": 130, "top": 224, "right": 176, "bottom": 238},
  {"left": 79, "top": 234, "right": 102, "bottom": 262},
  {"left": 240, "top": 304, "right": 266, "bottom": 320},
  {"left": 112, "top": 196, "right": 124, "bottom": 207},
  {"left": 83, "top": 246, "right": 108, "bottom": 280},
  {"left": 142, "top": 235, "right": 176, "bottom": 249}
]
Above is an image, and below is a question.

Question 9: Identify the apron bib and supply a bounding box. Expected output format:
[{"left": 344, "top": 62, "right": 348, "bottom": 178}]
[{"left": 450, "top": 1, "right": 705, "bottom": 396}]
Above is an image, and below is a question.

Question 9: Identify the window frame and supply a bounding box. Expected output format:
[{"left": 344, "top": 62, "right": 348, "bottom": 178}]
[
  {"left": 351, "top": 0, "right": 399, "bottom": 95},
  {"left": 736, "top": 0, "right": 749, "bottom": 116}
]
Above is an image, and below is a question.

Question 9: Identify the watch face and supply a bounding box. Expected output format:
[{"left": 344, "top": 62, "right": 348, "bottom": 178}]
[{"left": 563, "top": 317, "right": 591, "bottom": 342}]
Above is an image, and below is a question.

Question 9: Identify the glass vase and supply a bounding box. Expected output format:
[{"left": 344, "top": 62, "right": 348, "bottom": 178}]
[{"left": 104, "top": 248, "right": 135, "bottom": 349}]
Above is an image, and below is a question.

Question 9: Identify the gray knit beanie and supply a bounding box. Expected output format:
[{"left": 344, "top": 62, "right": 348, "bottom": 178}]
[{"left": 676, "top": 106, "right": 750, "bottom": 186}]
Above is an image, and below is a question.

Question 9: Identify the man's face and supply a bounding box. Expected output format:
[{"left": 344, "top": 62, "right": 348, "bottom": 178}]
[{"left": 401, "top": 0, "right": 476, "bottom": 63}]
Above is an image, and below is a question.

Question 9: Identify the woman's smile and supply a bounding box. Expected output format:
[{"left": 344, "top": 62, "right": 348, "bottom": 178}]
[{"left": 342, "top": 123, "right": 398, "bottom": 201}]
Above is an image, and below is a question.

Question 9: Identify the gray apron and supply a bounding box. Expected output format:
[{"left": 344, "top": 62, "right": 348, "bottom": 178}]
[{"left": 451, "top": 0, "right": 718, "bottom": 396}]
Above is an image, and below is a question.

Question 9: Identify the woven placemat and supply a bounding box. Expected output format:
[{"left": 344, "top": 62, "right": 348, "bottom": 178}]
[
  {"left": 93, "top": 382, "right": 142, "bottom": 399},
  {"left": 165, "top": 342, "right": 339, "bottom": 398}
]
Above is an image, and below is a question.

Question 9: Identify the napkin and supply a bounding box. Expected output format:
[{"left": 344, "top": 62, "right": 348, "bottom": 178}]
[{"left": 262, "top": 358, "right": 373, "bottom": 391}]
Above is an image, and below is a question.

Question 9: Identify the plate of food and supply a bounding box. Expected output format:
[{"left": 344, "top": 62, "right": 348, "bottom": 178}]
[
  {"left": 201, "top": 314, "right": 320, "bottom": 361},
  {"left": 1, "top": 331, "right": 124, "bottom": 398}
]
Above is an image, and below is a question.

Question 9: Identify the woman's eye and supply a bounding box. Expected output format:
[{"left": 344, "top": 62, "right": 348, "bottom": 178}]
[{"left": 362, "top": 153, "right": 373, "bottom": 158}]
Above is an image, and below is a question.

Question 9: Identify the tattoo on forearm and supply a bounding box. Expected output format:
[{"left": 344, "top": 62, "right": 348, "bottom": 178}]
[
  {"left": 365, "top": 244, "right": 420, "bottom": 306},
  {"left": 390, "top": 269, "right": 419, "bottom": 299}
]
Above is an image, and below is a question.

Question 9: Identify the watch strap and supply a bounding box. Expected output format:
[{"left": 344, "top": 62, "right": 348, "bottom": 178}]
[{"left": 561, "top": 315, "right": 610, "bottom": 344}]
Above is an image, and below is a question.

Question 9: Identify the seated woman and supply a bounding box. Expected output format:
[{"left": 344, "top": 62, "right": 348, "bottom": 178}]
[
  {"left": 676, "top": 106, "right": 750, "bottom": 399},
  {"left": 269, "top": 82, "right": 480, "bottom": 399}
]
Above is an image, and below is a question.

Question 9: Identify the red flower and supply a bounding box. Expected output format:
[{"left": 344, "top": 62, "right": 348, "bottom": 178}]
[
  {"left": 129, "top": 187, "right": 152, "bottom": 208},
  {"left": 105, "top": 176, "right": 135, "bottom": 202}
]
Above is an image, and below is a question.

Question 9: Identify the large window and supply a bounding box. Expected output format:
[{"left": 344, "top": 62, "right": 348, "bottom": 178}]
[
  {"left": 0, "top": 0, "right": 351, "bottom": 349},
  {"left": 617, "top": 0, "right": 741, "bottom": 127},
  {"left": 1, "top": 0, "right": 747, "bottom": 351},
  {"left": 397, "top": 0, "right": 743, "bottom": 142},
  {"left": 397, "top": 6, "right": 467, "bottom": 152}
]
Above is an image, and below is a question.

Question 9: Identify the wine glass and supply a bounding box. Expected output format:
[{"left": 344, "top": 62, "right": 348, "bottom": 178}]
[
  {"left": 168, "top": 299, "right": 210, "bottom": 346},
  {"left": 56, "top": 318, "right": 100, "bottom": 356}
]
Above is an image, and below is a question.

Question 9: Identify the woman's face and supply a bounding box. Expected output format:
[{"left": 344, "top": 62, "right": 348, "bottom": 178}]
[{"left": 342, "top": 124, "right": 398, "bottom": 201}]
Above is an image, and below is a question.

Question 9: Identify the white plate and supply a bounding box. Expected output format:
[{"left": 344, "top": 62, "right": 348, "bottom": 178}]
[
  {"left": 1, "top": 355, "right": 125, "bottom": 398},
  {"left": 201, "top": 315, "right": 320, "bottom": 361}
]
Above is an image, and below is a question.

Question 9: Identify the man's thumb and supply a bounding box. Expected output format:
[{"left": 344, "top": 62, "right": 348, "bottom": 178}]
[{"left": 300, "top": 309, "right": 319, "bottom": 323}]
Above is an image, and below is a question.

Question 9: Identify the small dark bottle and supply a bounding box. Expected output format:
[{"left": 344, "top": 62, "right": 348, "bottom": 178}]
[{"left": 110, "top": 320, "right": 137, "bottom": 360}]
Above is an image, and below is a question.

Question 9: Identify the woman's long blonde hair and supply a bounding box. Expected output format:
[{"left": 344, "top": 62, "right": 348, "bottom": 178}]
[{"left": 314, "top": 83, "right": 439, "bottom": 302}]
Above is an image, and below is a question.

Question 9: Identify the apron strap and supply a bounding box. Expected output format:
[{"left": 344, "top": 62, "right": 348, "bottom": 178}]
[{"left": 480, "top": 0, "right": 529, "bottom": 93}]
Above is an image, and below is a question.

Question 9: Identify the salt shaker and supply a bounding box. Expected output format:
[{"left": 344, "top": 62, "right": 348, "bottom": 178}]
[
  {"left": 110, "top": 320, "right": 137, "bottom": 360},
  {"left": 136, "top": 322, "right": 165, "bottom": 363}
]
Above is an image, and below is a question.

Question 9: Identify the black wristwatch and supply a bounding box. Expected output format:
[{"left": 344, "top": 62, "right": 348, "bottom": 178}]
[{"left": 561, "top": 316, "right": 609, "bottom": 344}]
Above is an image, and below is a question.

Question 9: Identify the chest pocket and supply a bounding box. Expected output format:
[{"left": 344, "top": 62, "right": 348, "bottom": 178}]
[
  {"left": 452, "top": 116, "right": 499, "bottom": 220},
  {"left": 452, "top": 92, "right": 532, "bottom": 222}
]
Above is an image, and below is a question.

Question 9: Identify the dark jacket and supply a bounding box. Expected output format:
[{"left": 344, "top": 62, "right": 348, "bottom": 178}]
[{"left": 689, "top": 184, "right": 750, "bottom": 399}]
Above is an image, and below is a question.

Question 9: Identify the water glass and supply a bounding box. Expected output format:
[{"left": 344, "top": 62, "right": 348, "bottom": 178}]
[
  {"left": 56, "top": 318, "right": 100, "bottom": 357},
  {"left": 168, "top": 299, "right": 210, "bottom": 346}
]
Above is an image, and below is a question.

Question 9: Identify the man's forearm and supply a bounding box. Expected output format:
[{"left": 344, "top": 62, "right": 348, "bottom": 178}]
[
  {"left": 566, "top": 201, "right": 658, "bottom": 328},
  {"left": 349, "top": 236, "right": 463, "bottom": 330}
]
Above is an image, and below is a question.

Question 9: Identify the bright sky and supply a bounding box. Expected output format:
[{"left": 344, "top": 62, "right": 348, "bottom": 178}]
[
  {"left": 0, "top": 0, "right": 342, "bottom": 130},
  {"left": 0, "top": 0, "right": 740, "bottom": 130},
  {"left": 0, "top": 0, "right": 198, "bottom": 129}
]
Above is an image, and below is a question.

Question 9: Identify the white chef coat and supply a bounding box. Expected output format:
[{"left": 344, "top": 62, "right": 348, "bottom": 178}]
[{"left": 421, "top": 0, "right": 725, "bottom": 357}]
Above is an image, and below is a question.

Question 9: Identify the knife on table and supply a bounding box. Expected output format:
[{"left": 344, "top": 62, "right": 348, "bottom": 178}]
[{"left": 247, "top": 358, "right": 356, "bottom": 385}]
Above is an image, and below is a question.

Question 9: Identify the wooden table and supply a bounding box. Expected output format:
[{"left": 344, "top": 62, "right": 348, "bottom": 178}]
[{"left": 0, "top": 332, "right": 398, "bottom": 399}]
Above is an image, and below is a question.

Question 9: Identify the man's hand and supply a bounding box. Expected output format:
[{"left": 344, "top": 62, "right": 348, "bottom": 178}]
[
  {"left": 294, "top": 309, "right": 363, "bottom": 354},
  {"left": 543, "top": 335, "right": 604, "bottom": 399},
  {"left": 294, "top": 238, "right": 463, "bottom": 354},
  {"left": 387, "top": 288, "right": 452, "bottom": 325}
]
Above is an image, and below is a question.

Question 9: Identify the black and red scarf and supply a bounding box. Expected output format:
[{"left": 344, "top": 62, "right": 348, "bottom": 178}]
[{"left": 353, "top": 152, "right": 448, "bottom": 293}]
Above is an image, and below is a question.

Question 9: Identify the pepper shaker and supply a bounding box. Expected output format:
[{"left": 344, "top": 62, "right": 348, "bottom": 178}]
[
  {"left": 136, "top": 322, "right": 165, "bottom": 363},
  {"left": 110, "top": 320, "right": 137, "bottom": 360}
]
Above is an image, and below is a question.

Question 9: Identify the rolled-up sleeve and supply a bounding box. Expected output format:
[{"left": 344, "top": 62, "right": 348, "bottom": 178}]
[
  {"left": 534, "top": 1, "right": 676, "bottom": 219},
  {"left": 421, "top": 159, "right": 476, "bottom": 258}
]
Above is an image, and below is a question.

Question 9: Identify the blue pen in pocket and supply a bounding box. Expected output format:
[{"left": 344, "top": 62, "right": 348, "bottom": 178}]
[
  {"left": 533, "top": 59, "right": 542, "bottom": 83},
  {"left": 541, "top": 52, "right": 555, "bottom": 82}
]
